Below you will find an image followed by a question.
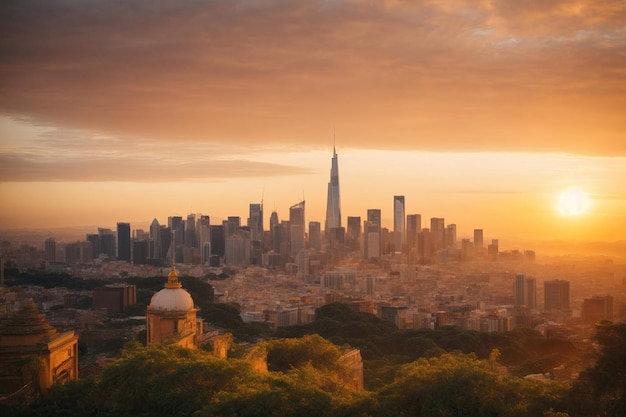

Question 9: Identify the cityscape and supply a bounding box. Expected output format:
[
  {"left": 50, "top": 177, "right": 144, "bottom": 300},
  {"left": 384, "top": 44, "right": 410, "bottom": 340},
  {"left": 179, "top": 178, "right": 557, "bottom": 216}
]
[{"left": 1, "top": 1, "right": 626, "bottom": 416}]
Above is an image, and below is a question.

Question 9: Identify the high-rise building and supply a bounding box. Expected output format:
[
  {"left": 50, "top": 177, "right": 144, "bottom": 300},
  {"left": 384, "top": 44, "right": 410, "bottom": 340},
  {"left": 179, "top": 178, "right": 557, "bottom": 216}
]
[
  {"left": 117, "top": 222, "right": 131, "bottom": 262},
  {"left": 473, "top": 229, "right": 484, "bottom": 248},
  {"left": 197, "top": 215, "right": 210, "bottom": 264},
  {"left": 544, "top": 280, "right": 570, "bottom": 311},
  {"left": 168, "top": 216, "right": 184, "bottom": 247},
  {"left": 98, "top": 228, "right": 116, "bottom": 259},
  {"left": 581, "top": 295, "right": 614, "bottom": 322},
  {"left": 248, "top": 203, "right": 264, "bottom": 242},
  {"left": 290, "top": 201, "right": 305, "bottom": 255},
  {"left": 270, "top": 211, "right": 280, "bottom": 253},
  {"left": 185, "top": 214, "right": 197, "bottom": 249},
  {"left": 445, "top": 224, "right": 457, "bottom": 249},
  {"left": 430, "top": 218, "right": 445, "bottom": 251},
  {"left": 149, "top": 218, "right": 161, "bottom": 260},
  {"left": 346, "top": 216, "right": 361, "bottom": 252},
  {"left": 514, "top": 274, "right": 536, "bottom": 309},
  {"left": 159, "top": 226, "right": 172, "bottom": 262},
  {"left": 209, "top": 225, "right": 225, "bottom": 257},
  {"left": 308, "top": 221, "right": 321, "bottom": 252},
  {"left": 364, "top": 209, "right": 381, "bottom": 259},
  {"left": 44, "top": 238, "right": 56, "bottom": 263},
  {"left": 406, "top": 214, "right": 421, "bottom": 253},
  {"left": 393, "top": 196, "right": 405, "bottom": 253},
  {"left": 324, "top": 143, "right": 341, "bottom": 233},
  {"left": 132, "top": 240, "right": 149, "bottom": 265},
  {"left": 224, "top": 217, "right": 241, "bottom": 239}
]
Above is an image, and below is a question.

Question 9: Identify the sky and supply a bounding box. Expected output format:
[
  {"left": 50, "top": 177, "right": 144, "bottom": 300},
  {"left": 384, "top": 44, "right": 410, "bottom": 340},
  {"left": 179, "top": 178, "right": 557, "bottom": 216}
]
[{"left": 1, "top": 0, "right": 625, "bottom": 246}]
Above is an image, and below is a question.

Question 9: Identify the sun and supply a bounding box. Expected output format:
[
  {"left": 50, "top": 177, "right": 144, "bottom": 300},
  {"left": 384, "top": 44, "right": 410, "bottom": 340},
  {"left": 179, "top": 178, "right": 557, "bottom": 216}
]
[{"left": 557, "top": 189, "right": 591, "bottom": 216}]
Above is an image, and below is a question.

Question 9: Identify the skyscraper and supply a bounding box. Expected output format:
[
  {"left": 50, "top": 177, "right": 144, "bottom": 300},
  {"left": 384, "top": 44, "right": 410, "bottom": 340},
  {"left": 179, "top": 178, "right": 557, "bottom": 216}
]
[
  {"left": 406, "top": 214, "right": 421, "bottom": 253},
  {"left": 514, "top": 274, "right": 536, "bottom": 309},
  {"left": 544, "top": 279, "right": 570, "bottom": 311},
  {"left": 346, "top": 216, "right": 361, "bottom": 252},
  {"left": 149, "top": 218, "right": 161, "bottom": 260},
  {"left": 324, "top": 143, "right": 341, "bottom": 233},
  {"left": 290, "top": 201, "right": 305, "bottom": 255},
  {"left": 473, "top": 229, "right": 484, "bottom": 248},
  {"left": 393, "top": 196, "right": 405, "bottom": 252},
  {"left": 117, "top": 222, "right": 131, "bottom": 262},
  {"left": 308, "top": 221, "right": 321, "bottom": 252},
  {"left": 44, "top": 238, "right": 56, "bottom": 263},
  {"left": 248, "top": 203, "right": 264, "bottom": 242},
  {"left": 430, "top": 218, "right": 445, "bottom": 251},
  {"left": 364, "top": 209, "right": 381, "bottom": 259}
]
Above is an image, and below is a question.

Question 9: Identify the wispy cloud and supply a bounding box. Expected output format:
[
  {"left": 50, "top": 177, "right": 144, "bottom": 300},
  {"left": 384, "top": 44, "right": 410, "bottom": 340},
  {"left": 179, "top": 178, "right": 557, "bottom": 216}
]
[
  {"left": 0, "top": 123, "right": 311, "bottom": 182},
  {"left": 1, "top": 0, "right": 625, "bottom": 155}
]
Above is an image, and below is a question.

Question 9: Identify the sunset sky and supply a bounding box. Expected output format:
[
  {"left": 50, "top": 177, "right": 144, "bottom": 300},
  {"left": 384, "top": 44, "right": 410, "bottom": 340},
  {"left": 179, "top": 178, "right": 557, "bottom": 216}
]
[{"left": 1, "top": 0, "right": 625, "bottom": 245}]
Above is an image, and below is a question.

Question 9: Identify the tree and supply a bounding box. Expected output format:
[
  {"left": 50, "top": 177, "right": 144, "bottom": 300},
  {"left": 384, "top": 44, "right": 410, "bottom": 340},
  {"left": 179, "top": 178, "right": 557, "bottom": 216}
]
[
  {"left": 377, "top": 353, "right": 567, "bottom": 417},
  {"left": 569, "top": 322, "right": 626, "bottom": 417}
]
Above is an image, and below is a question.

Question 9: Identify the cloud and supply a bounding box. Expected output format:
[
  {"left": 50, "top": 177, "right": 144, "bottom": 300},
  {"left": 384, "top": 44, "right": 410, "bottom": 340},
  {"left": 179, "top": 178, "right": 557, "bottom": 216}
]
[
  {"left": 0, "top": 123, "right": 311, "bottom": 182},
  {"left": 1, "top": 0, "right": 625, "bottom": 155}
]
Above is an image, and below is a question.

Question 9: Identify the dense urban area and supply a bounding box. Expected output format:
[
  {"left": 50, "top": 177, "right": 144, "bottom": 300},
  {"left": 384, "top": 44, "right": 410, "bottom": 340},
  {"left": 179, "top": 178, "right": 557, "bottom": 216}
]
[{"left": 1, "top": 149, "right": 624, "bottom": 416}]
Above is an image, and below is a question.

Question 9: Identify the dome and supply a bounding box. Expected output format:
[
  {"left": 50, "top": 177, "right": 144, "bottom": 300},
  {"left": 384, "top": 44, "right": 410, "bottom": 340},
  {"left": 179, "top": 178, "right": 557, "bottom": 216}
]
[{"left": 149, "top": 288, "right": 194, "bottom": 312}]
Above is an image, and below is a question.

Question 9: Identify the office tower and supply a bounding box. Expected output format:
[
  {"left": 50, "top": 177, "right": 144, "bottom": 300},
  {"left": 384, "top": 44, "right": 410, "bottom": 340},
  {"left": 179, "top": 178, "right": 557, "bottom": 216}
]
[
  {"left": 296, "top": 249, "right": 310, "bottom": 279},
  {"left": 289, "top": 201, "right": 305, "bottom": 255},
  {"left": 364, "top": 209, "right": 381, "bottom": 259},
  {"left": 44, "top": 238, "right": 56, "bottom": 263},
  {"left": 445, "top": 224, "right": 456, "bottom": 249},
  {"left": 582, "top": 295, "right": 614, "bottom": 322},
  {"left": 393, "top": 196, "right": 405, "bottom": 252},
  {"left": 514, "top": 274, "right": 536, "bottom": 309},
  {"left": 85, "top": 233, "right": 99, "bottom": 260},
  {"left": 406, "top": 214, "right": 421, "bottom": 253},
  {"left": 346, "top": 216, "right": 361, "bottom": 252},
  {"left": 117, "top": 222, "right": 131, "bottom": 262},
  {"left": 417, "top": 228, "right": 434, "bottom": 260},
  {"left": 269, "top": 211, "right": 280, "bottom": 252},
  {"left": 430, "top": 218, "right": 445, "bottom": 251},
  {"left": 224, "top": 216, "right": 241, "bottom": 239},
  {"left": 210, "top": 225, "right": 225, "bottom": 257},
  {"left": 544, "top": 279, "right": 570, "bottom": 311},
  {"left": 98, "top": 228, "right": 116, "bottom": 259},
  {"left": 225, "top": 233, "right": 250, "bottom": 266},
  {"left": 149, "top": 218, "right": 161, "bottom": 259},
  {"left": 197, "top": 215, "right": 210, "bottom": 264},
  {"left": 248, "top": 203, "right": 264, "bottom": 242},
  {"left": 185, "top": 214, "right": 197, "bottom": 249},
  {"left": 159, "top": 226, "right": 172, "bottom": 262},
  {"left": 473, "top": 229, "right": 484, "bottom": 247},
  {"left": 309, "top": 221, "right": 321, "bottom": 252},
  {"left": 133, "top": 240, "right": 149, "bottom": 264},
  {"left": 324, "top": 143, "right": 342, "bottom": 232},
  {"left": 488, "top": 239, "right": 499, "bottom": 256},
  {"left": 168, "top": 216, "right": 184, "bottom": 247}
]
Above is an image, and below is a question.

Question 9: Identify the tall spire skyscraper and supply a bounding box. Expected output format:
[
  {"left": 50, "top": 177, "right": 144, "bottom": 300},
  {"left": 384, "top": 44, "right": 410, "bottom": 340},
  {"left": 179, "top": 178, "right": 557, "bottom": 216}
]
[{"left": 324, "top": 138, "right": 342, "bottom": 233}]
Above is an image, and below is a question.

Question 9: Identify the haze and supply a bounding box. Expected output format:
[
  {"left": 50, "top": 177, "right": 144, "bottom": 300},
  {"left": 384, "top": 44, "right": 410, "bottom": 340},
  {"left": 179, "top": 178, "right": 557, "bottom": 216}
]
[{"left": 1, "top": 0, "right": 625, "bottom": 246}]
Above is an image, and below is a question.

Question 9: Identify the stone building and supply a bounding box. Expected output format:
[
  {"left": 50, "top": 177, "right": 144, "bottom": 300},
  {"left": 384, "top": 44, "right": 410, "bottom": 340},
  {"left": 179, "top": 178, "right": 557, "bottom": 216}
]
[
  {"left": 0, "top": 299, "right": 78, "bottom": 405},
  {"left": 146, "top": 265, "right": 202, "bottom": 348}
]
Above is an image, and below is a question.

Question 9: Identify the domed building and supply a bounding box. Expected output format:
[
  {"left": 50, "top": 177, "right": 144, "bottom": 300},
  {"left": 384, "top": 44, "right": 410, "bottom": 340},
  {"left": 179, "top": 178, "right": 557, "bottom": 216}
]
[
  {"left": 146, "top": 265, "right": 202, "bottom": 348},
  {"left": 0, "top": 299, "right": 78, "bottom": 404}
]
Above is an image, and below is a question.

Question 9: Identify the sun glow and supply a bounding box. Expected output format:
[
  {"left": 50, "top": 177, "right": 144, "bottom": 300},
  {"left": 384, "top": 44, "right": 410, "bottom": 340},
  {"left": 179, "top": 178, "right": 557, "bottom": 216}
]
[{"left": 558, "top": 189, "right": 591, "bottom": 216}]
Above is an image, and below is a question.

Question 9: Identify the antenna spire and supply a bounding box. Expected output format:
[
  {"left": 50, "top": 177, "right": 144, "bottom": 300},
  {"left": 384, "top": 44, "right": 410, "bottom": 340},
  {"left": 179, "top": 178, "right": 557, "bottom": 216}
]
[{"left": 333, "top": 127, "right": 336, "bottom": 155}]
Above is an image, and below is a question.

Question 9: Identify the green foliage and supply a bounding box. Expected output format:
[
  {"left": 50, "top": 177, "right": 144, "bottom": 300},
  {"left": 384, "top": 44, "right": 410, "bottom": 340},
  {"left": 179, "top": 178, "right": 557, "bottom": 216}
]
[
  {"left": 264, "top": 334, "right": 342, "bottom": 372},
  {"left": 568, "top": 322, "right": 626, "bottom": 417},
  {"left": 377, "top": 353, "right": 568, "bottom": 417}
]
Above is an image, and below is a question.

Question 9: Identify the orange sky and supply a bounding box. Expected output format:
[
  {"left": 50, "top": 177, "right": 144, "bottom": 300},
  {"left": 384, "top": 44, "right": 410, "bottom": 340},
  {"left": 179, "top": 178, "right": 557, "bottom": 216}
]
[{"left": 1, "top": 1, "right": 625, "bottom": 245}]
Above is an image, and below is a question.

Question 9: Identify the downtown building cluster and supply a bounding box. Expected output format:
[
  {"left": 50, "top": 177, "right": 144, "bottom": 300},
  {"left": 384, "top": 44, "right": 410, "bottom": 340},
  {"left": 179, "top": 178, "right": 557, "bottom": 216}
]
[
  {"left": 41, "top": 147, "right": 503, "bottom": 273},
  {"left": 7, "top": 146, "right": 618, "bottom": 336}
]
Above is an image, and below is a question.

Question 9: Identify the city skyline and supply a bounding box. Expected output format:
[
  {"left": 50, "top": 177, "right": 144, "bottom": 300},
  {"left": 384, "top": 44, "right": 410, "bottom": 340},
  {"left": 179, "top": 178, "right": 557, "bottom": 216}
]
[{"left": 1, "top": 1, "right": 626, "bottom": 245}]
